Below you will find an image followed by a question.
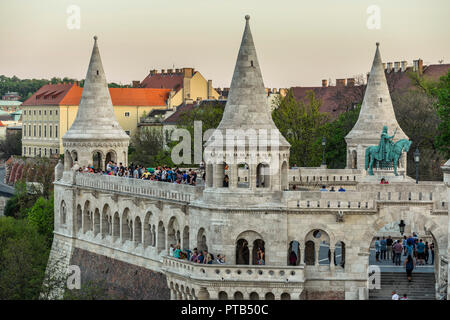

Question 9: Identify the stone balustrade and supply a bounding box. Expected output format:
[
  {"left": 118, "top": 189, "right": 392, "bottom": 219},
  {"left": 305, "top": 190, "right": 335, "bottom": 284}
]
[
  {"left": 75, "top": 172, "right": 203, "bottom": 203},
  {"left": 162, "top": 256, "right": 305, "bottom": 283},
  {"left": 288, "top": 167, "right": 363, "bottom": 186}
]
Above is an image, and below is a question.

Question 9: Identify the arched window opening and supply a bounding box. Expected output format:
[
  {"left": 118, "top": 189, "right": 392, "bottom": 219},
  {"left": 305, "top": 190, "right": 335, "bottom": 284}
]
[
  {"left": 83, "top": 201, "right": 92, "bottom": 234},
  {"left": 143, "top": 212, "right": 152, "bottom": 247},
  {"left": 236, "top": 239, "right": 249, "bottom": 265},
  {"left": 252, "top": 239, "right": 265, "bottom": 265},
  {"left": 249, "top": 292, "right": 259, "bottom": 300},
  {"left": 265, "top": 292, "right": 275, "bottom": 300},
  {"left": 288, "top": 240, "right": 301, "bottom": 266},
  {"left": 218, "top": 291, "right": 228, "bottom": 300},
  {"left": 237, "top": 163, "right": 249, "bottom": 188},
  {"left": 234, "top": 291, "right": 244, "bottom": 300},
  {"left": 60, "top": 201, "right": 66, "bottom": 225},
  {"left": 281, "top": 293, "right": 291, "bottom": 300},
  {"left": 182, "top": 226, "right": 190, "bottom": 251},
  {"left": 121, "top": 209, "right": 132, "bottom": 243},
  {"left": 334, "top": 241, "right": 345, "bottom": 268},
  {"left": 352, "top": 150, "right": 357, "bottom": 169},
  {"left": 113, "top": 212, "right": 120, "bottom": 241},
  {"left": 256, "top": 163, "right": 270, "bottom": 188},
  {"left": 93, "top": 151, "right": 103, "bottom": 170},
  {"left": 305, "top": 241, "right": 315, "bottom": 265},
  {"left": 101, "top": 204, "right": 111, "bottom": 238},
  {"left": 76, "top": 205, "right": 82, "bottom": 232},
  {"left": 134, "top": 216, "right": 142, "bottom": 244},
  {"left": 157, "top": 221, "right": 166, "bottom": 253},
  {"left": 94, "top": 208, "right": 100, "bottom": 236},
  {"left": 197, "top": 228, "right": 208, "bottom": 252}
]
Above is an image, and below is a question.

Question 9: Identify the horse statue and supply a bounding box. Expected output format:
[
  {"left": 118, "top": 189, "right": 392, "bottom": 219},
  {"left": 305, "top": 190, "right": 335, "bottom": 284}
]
[{"left": 365, "top": 139, "right": 412, "bottom": 176}]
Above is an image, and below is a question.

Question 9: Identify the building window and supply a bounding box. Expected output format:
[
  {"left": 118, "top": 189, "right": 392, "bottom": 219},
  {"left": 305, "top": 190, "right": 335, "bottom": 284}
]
[
  {"left": 55, "top": 148, "right": 58, "bottom": 154},
  {"left": 44, "top": 148, "right": 47, "bottom": 156},
  {"left": 55, "top": 125, "right": 58, "bottom": 137},
  {"left": 39, "top": 110, "right": 41, "bottom": 115},
  {"left": 39, "top": 148, "right": 41, "bottom": 156},
  {"left": 50, "top": 110, "right": 52, "bottom": 115},
  {"left": 29, "top": 147, "right": 31, "bottom": 155},
  {"left": 23, "top": 126, "right": 26, "bottom": 137},
  {"left": 24, "top": 147, "right": 26, "bottom": 155},
  {"left": 24, "top": 110, "right": 26, "bottom": 115},
  {"left": 39, "top": 126, "right": 41, "bottom": 137},
  {"left": 28, "top": 125, "right": 31, "bottom": 137},
  {"left": 34, "top": 125, "right": 36, "bottom": 137},
  {"left": 50, "top": 149, "right": 52, "bottom": 156},
  {"left": 44, "top": 125, "right": 46, "bottom": 137},
  {"left": 34, "top": 148, "right": 36, "bottom": 156},
  {"left": 49, "top": 126, "right": 52, "bottom": 138},
  {"left": 44, "top": 110, "right": 46, "bottom": 116},
  {"left": 124, "top": 112, "right": 130, "bottom": 117},
  {"left": 34, "top": 110, "right": 36, "bottom": 115},
  {"left": 55, "top": 110, "right": 58, "bottom": 116},
  {"left": 125, "top": 130, "right": 130, "bottom": 135}
]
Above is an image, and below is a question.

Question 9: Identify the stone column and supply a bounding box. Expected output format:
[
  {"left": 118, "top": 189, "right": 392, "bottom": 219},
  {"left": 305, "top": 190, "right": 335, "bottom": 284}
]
[
  {"left": 170, "top": 289, "right": 176, "bottom": 300},
  {"left": 300, "top": 243, "right": 305, "bottom": 264},
  {"left": 206, "top": 164, "right": 213, "bottom": 187},
  {"left": 249, "top": 164, "right": 257, "bottom": 190},
  {"left": 315, "top": 244, "right": 320, "bottom": 266},
  {"left": 329, "top": 246, "right": 335, "bottom": 273},
  {"left": 213, "top": 163, "right": 224, "bottom": 188},
  {"left": 248, "top": 244, "right": 254, "bottom": 265},
  {"left": 230, "top": 163, "right": 238, "bottom": 189}
]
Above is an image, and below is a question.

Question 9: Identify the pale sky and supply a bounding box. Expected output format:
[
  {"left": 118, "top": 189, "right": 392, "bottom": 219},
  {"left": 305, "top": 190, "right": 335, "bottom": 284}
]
[{"left": 1, "top": 0, "right": 449, "bottom": 88}]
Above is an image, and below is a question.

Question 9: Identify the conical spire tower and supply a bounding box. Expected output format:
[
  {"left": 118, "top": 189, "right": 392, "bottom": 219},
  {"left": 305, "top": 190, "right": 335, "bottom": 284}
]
[
  {"left": 345, "top": 43, "right": 408, "bottom": 171},
  {"left": 203, "top": 16, "right": 290, "bottom": 198},
  {"left": 63, "top": 36, "right": 129, "bottom": 170}
]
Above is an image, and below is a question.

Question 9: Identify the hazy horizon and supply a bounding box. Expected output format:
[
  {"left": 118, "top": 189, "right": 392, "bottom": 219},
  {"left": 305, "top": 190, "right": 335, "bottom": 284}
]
[{"left": 1, "top": 0, "right": 449, "bottom": 88}]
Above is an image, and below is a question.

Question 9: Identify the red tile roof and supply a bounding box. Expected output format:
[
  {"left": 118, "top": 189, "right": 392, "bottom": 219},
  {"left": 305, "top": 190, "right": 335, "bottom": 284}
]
[
  {"left": 141, "top": 73, "right": 184, "bottom": 91},
  {"left": 23, "top": 84, "right": 170, "bottom": 107}
]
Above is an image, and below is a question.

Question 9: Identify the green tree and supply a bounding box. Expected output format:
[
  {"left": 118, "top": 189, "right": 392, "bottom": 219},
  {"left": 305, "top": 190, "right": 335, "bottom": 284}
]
[
  {"left": 432, "top": 71, "right": 450, "bottom": 158},
  {"left": 0, "top": 131, "right": 22, "bottom": 159},
  {"left": 272, "top": 89, "right": 329, "bottom": 167},
  {"left": 27, "top": 196, "right": 54, "bottom": 246},
  {"left": 128, "top": 127, "right": 169, "bottom": 166},
  {"left": 321, "top": 105, "right": 361, "bottom": 168},
  {"left": 0, "top": 217, "right": 50, "bottom": 299}
]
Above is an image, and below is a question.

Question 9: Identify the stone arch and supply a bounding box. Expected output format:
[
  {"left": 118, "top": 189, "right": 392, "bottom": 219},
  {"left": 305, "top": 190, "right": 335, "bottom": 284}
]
[
  {"left": 304, "top": 241, "right": 315, "bottom": 265},
  {"left": 93, "top": 208, "right": 100, "bottom": 236},
  {"left": 167, "top": 216, "right": 180, "bottom": 248},
  {"left": 71, "top": 150, "right": 78, "bottom": 163},
  {"left": 60, "top": 200, "right": 66, "bottom": 225},
  {"left": 113, "top": 211, "right": 120, "bottom": 241},
  {"left": 121, "top": 208, "right": 132, "bottom": 243},
  {"left": 234, "top": 291, "right": 244, "bottom": 300},
  {"left": 256, "top": 162, "right": 270, "bottom": 188},
  {"left": 252, "top": 239, "right": 265, "bottom": 265},
  {"left": 218, "top": 291, "right": 228, "bottom": 300},
  {"left": 101, "top": 204, "right": 111, "bottom": 238},
  {"left": 143, "top": 211, "right": 153, "bottom": 247},
  {"left": 335, "top": 241, "right": 345, "bottom": 268},
  {"left": 83, "top": 200, "right": 92, "bottom": 233},
  {"left": 236, "top": 239, "right": 249, "bottom": 265},
  {"left": 134, "top": 216, "right": 142, "bottom": 244},
  {"left": 281, "top": 160, "right": 288, "bottom": 190},
  {"left": 265, "top": 292, "right": 275, "bottom": 300},
  {"left": 76, "top": 204, "right": 82, "bottom": 232},
  {"left": 92, "top": 150, "right": 104, "bottom": 170},
  {"left": 105, "top": 150, "right": 117, "bottom": 168},
  {"left": 305, "top": 229, "right": 331, "bottom": 266},
  {"left": 281, "top": 292, "right": 291, "bottom": 300},
  {"left": 157, "top": 221, "right": 166, "bottom": 253},
  {"left": 288, "top": 240, "right": 301, "bottom": 266},
  {"left": 197, "top": 228, "right": 208, "bottom": 252},
  {"left": 249, "top": 292, "right": 259, "bottom": 300}
]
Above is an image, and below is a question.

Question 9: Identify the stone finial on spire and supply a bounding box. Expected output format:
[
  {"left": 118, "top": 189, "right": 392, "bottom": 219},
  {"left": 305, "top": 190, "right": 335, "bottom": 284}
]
[
  {"left": 376, "top": 41, "right": 379, "bottom": 47},
  {"left": 245, "top": 14, "right": 250, "bottom": 21}
]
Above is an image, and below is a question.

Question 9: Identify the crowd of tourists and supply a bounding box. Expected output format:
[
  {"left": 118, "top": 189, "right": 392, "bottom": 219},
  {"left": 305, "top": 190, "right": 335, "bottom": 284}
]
[
  {"left": 374, "top": 233, "right": 434, "bottom": 282},
  {"left": 169, "top": 244, "right": 226, "bottom": 265},
  {"left": 78, "top": 161, "right": 202, "bottom": 186},
  {"left": 320, "top": 185, "right": 346, "bottom": 192}
]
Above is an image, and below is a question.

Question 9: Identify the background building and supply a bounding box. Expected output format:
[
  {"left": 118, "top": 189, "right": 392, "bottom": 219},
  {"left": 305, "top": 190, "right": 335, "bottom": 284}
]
[{"left": 21, "top": 83, "right": 171, "bottom": 158}]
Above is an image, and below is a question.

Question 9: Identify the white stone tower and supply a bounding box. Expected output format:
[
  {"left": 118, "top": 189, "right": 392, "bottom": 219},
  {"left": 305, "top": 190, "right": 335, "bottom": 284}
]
[
  {"left": 203, "top": 15, "right": 290, "bottom": 204},
  {"left": 62, "top": 36, "right": 129, "bottom": 170},
  {"left": 345, "top": 42, "right": 408, "bottom": 174}
]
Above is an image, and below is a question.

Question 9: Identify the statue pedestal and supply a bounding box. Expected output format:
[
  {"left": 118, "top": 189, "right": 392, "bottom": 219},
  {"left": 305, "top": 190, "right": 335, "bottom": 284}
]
[{"left": 361, "top": 171, "right": 414, "bottom": 183}]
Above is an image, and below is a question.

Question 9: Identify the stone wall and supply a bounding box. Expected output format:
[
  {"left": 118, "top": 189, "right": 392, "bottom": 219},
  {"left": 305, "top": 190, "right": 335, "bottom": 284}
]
[{"left": 70, "top": 247, "right": 170, "bottom": 300}]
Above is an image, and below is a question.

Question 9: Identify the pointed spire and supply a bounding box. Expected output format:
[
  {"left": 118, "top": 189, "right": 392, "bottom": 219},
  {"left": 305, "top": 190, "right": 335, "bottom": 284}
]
[
  {"left": 346, "top": 42, "right": 408, "bottom": 143},
  {"left": 64, "top": 36, "right": 129, "bottom": 141},
  {"left": 215, "top": 15, "right": 289, "bottom": 146}
]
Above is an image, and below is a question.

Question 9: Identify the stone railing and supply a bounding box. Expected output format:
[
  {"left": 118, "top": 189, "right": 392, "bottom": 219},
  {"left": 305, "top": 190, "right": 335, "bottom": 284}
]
[
  {"left": 283, "top": 191, "right": 376, "bottom": 210},
  {"left": 288, "top": 167, "right": 363, "bottom": 186},
  {"left": 162, "top": 256, "right": 305, "bottom": 283},
  {"left": 74, "top": 172, "right": 203, "bottom": 203}
]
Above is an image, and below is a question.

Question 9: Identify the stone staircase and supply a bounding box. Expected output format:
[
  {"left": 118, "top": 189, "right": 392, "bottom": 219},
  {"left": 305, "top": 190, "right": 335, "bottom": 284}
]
[{"left": 369, "top": 272, "right": 436, "bottom": 300}]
